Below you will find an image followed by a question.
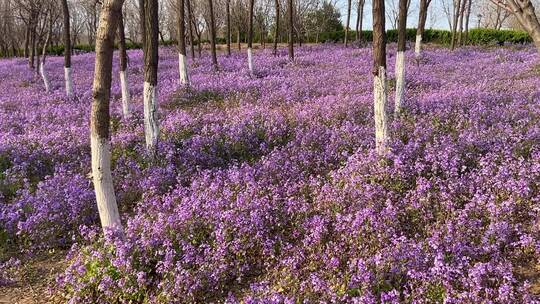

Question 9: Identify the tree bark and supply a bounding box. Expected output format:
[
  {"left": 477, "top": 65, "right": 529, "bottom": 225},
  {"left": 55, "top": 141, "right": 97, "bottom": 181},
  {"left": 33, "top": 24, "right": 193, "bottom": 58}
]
[
  {"left": 177, "top": 0, "right": 190, "bottom": 85},
  {"left": 395, "top": 0, "right": 408, "bottom": 115},
  {"left": 450, "top": 0, "right": 462, "bottom": 50},
  {"left": 91, "top": 0, "right": 125, "bottom": 232},
  {"left": 355, "top": 0, "right": 365, "bottom": 41},
  {"left": 226, "top": 0, "right": 231, "bottom": 56},
  {"left": 143, "top": 0, "right": 160, "bottom": 156},
  {"left": 372, "top": 0, "right": 388, "bottom": 155},
  {"left": 463, "top": 0, "right": 472, "bottom": 44},
  {"left": 273, "top": 0, "right": 280, "bottom": 56},
  {"left": 186, "top": 0, "right": 196, "bottom": 58},
  {"left": 288, "top": 0, "right": 294, "bottom": 60},
  {"left": 118, "top": 12, "right": 131, "bottom": 117},
  {"left": 491, "top": 0, "right": 540, "bottom": 54},
  {"left": 247, "top": 0, "right": 255, "bottom": 75},
  {"left": 415, "top": 0, "right": 431, "bottom": 57},
  {"left": 237, "top": 27, "right": 241, "bottom": 50},
  {"left": 457, "top": 0, "right": 467, "bottom": 46},
  {"left": 61, "top": 0, "right": 73, "bottom": 97},
  {"left": 40, "top": 13, "right": 53, "bottom": 93},
  {"left": 208, "top": 0, "right": 218, "bottom": 69},
  {"left": 345, "top": 0, "right": 352, "bottom": 46},
  {"left": 139, "top": 0, "right": 146, "bottom": 45}
]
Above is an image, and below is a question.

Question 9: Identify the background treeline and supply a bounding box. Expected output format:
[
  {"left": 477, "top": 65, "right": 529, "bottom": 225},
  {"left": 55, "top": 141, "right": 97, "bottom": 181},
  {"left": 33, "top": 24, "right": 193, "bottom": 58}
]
[{"left": 1, "top": 28, "right": 531, "bottom": 58}]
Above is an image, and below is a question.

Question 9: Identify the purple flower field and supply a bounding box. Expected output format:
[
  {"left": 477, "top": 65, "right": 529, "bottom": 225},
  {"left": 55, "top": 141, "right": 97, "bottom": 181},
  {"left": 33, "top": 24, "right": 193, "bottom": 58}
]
[{"left": 1, "top": 44, "right": 540, "bottom": 302}]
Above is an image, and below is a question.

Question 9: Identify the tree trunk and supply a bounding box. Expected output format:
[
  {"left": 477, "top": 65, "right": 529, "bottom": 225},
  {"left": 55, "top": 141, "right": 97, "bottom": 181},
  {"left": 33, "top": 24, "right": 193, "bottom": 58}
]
[
  {"left": 415, "top": 0, "right": 430, "bottom": 57},
  {"left": 237, "top": 27, "right": 241, "bottom": 50},
  {"left": 273, "top": 0, "right": 279, "bottom": 56},
  {"left": 372, "top": 0, "right": 388, "bottom": 156},
  {"left": 143, "top": 0, "right": 160, "bottom": 156},
  {"left": 186, "top": 0, "right": 195, "bottom": 58},
  {"left": 463, "top": 0, "right": 472, "bottom": 44},
  {"left": 345, "top": 0, "right": 352, "bottom": 46},
  {"left": 24, "top": 25, "right": 30, "bottom": 58},
  {"left": 118, "top": 13, "right": 131, "bottom": 117},
  {"left": 139, "top": 0, "right": 146, "bottom": 45},
  {"left": 226, "top": 0, "right": 231, "bottom": 56},
  {"left": 177, "top": 0, "right": 190, "bottom": 85},
  {"left": 40, "top": 14, "right": 53, "bottom": 93},
  {"left": 62, "top": 0, "right": 73, "bottom": 97},
  {"left": 288, "top": 0, "right": 294, "bottom": 60},
  {"left": 247, "top": 0, "right": 255, "bottom": 75},
  {"left": 208, "top": 0, "right": 218, "bottom": 69},
  {"left": 91, "top": 0, "right": 125, "bottom": 232},
  {"left": 457, "top": 0, "right": 466, "bottom": 46},
  {"left": 395, "top": 0, "right": 407, "bottom": 115},
  {"left": 450, "top": 0, "right": 462, "bottom": 50},
  {"left": 497, "top": 0, "right": 540, "bottom": 54},
  {"left": 356, "top": 0, "right": 365, "bottom": 41}
]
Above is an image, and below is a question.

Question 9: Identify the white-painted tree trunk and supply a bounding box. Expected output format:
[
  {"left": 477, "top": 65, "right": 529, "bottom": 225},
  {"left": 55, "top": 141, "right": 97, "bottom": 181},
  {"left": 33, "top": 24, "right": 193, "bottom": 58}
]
[
  {"left": 247, "top": 48, "right": 254, "bottom": 75},
  {"left": 394, "top": 51, "right": 405, "bottom": 115},
  {"left": 178, "top": 53, "right": 190, "bottom": 85},
  {"left": 415, "top": 35, "right": 422, "bottom": 57},
  {"left": 119, "top": 70, "right": 131, "bottom": 117},
  {"left": 143, "top": 82, "right": 159, "bottom": 154},
  {"left": 374, "top": 66, "right": 389, "bottom": 155},
  {"left": 91, "top": 134, "right": 122, "bottom": 230},
  {"left": 64, "top": 67, "right": 73, "bottom": 96},
  {"left": 40, "top": 64, "right": 51, "bottom": 93}
]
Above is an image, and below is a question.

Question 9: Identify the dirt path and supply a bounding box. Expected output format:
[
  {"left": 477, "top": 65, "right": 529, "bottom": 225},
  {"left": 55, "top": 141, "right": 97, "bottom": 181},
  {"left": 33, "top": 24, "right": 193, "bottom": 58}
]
[{"left": 0, "top": 251, "right": 66, "bottom": 304}]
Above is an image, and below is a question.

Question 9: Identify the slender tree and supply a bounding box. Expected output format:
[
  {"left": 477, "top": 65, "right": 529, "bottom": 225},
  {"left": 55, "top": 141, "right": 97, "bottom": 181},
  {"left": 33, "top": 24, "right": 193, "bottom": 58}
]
[
  {"left": 415, "top": 0, "right": 432, "bottom": 57},
  {"left": 118, "top": 12, "right": 131, "bottom": 117},
  {"left": 39, "top": 12, "right": 53, "bottom": 93},
  {"left": 226, "top": 0, "right": 232, "bottom": 56},
  {"left": 247, "top": 0, "right": 255, "bottom": 75},
  {"left": 143, "top": 0, "right": 159, "bottom": 155},
  {"left": 91, "top": 0, "right": 125, "bottom": 232},
  {"left": 177, "top": 0, "right": 190, "bottom": 85},
  {"left": 273, "top": 0, "right": 280, "bottom": 55},
  {"left": 394, "top": 0, "right": 408, "bottom": 115},
  {"left": 186, "top": 0, "right": 195, "bottom": 58},
  {"left": 344, "top": 0, "right": 351, "bottom": 46},
  {"left": 355, "top": 0, "right": 365, "bottom": 41},
  {"left": 450, "top": 0, "right": 462, "bottom": 50},
  {"left": 487, "top": 0, "right": 540, "bottom": 53},
  {"left": 207, "top": 0, "right": 218, "bottom": 68},
  {"left": 61, "top": 0, "right": 73, "bottom": 96},
  {"left": 463, "top": 0, "right": 472, "bottom": 43},
  {"left": 287, "top": 0, "right": 294, "bottom": 60},
  {"left": 372, "top": 0, "right": 388, "bottom": 155}
]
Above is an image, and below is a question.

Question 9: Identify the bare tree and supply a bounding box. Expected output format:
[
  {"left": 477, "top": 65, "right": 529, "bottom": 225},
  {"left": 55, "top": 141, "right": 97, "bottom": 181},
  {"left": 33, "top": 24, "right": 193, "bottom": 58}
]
[
  {"left": 288, "top": 0, "right": 293, "bottom": 60},
  {"left": 488, "top": 0, "right": 540, "bottom": 52},
  {"left": 247, "top": 0, "right": 255, "bottom": 74},
  {"left": 345, "top": 0, "right": 351, "bottom": 46},
  {"left": 186, "top": 0, "right": 195, "bottom": 57},
  {"left": 208, "top": 0, "right": 218, "bottom": 68},
  {"left": 415, "top": 0, "right": 432, "bottom": 57},
  {"left": 143, "top": 0, "right": 159, "bottom": 155},
  {"left": 226, "top": 0, "right": 231, "bottom": 55},
  {"left": 395, "top": 0, "right": 407, "bottom": 115},
  {"left": 91, "top": 0, "right": 125, "bottom": 232},
  {"left": 355, "top": 0, "right": 365, "bottom": 41},
  {"left": 61, "top": 0, "right": 73, "bottom": 96},
  {"left": 39, "top": 11, "right": 53, "bottom": 93},
  {"left": 273, "top": 0, "right": 280, "bottom": 55},
  {"left": 373, "top": 0, "right": 388, "bottom": 155},
  {"left": 118, "top": 11, "right": 131, "bottom": 117},
  {"left": 177, "top": 0, "right": 190, "bottom": 85}
]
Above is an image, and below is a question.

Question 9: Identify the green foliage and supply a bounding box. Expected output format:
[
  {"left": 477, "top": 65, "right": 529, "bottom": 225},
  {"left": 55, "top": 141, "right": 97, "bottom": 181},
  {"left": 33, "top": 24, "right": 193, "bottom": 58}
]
[{"left": 310, "top": 28, "right": 531, "bottom": 46}]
